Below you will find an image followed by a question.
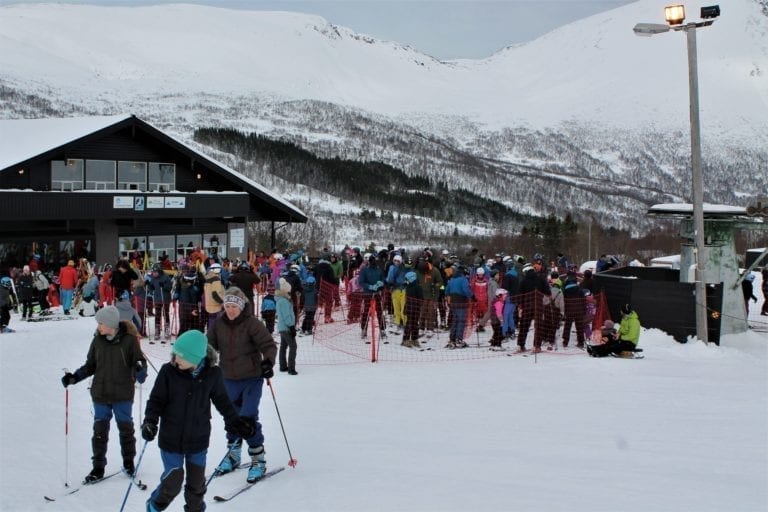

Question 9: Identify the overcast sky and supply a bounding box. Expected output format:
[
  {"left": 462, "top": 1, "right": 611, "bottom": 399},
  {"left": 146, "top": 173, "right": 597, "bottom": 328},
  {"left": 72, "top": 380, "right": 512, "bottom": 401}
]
[{"left": 2, "top": 0, "right": 636, "bottom": 59}]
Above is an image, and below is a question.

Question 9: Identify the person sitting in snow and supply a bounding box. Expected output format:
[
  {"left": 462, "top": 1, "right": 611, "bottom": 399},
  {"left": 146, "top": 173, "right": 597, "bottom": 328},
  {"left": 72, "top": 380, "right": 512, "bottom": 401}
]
[
  {"left": 75, "top": 294, "right": 98, "bottom": 317},
  {"left": 586, "top": 319, "right": 619, "bottom": 357},
  {"left": 587, "top": 304, "right": 641, "bottom": 357}
]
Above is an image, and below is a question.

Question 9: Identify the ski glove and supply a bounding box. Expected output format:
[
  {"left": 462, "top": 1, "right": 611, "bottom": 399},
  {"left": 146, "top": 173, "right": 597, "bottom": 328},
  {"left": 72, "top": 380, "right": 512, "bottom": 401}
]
[
  {"left": 225, "top": 416, "right": 256, "bottom": 439},
  {"left": 141, "top": 420, "right": 158, "bottom": 442},
  {"left": 135, "top": 362, "right": 147, "bottom": 384},
  {"left": 61, "top": 372, "right": 78, "bottom": 388},
  {"left": 260, "top": 359, "right": 274, "bottom": 379},
  {"left": 289, "top": 326, "right": 297, "bottom": 338}
]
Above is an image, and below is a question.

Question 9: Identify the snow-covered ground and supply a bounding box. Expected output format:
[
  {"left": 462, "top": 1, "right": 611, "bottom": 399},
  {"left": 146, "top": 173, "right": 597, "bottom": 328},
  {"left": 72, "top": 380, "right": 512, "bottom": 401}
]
[{"left": 1, "top": 285, "right": 766, "bottom": 511}]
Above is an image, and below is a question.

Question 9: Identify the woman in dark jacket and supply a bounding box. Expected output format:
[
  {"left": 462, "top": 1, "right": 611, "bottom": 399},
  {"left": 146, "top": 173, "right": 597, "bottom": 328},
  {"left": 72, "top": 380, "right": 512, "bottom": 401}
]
[
  {"left": 207, "top": 287, "right": 277, "bottom": 483},
  {"left": 142, "top": 330, "right": 253, "bottom": 512}
]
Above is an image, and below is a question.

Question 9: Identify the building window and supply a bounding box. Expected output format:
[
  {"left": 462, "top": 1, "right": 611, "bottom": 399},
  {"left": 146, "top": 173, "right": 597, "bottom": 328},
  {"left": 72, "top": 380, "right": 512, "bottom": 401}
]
[
  {"left": 51, "top": 160, "right": 84, "bottom": 191},
  {"left": 85, "top": 160, "right": 116, "bottom": 190},
  {"left": 177, "top": 235, "right": 201, "bottom": 259},
  {"left": 204, "top": 233, "right": 227, "bottom": 259},
  {"left": 148, "top": 163, "right": 175, "bottom": 192},
  {"left": 118, "top": 161, "right": 147, "bottom": 191},
  {"left": 148, "top": 235, "right": 175, "bottom": 268},
  {"left": 120, "top": 236, "right": 146, "bottom": 262}
]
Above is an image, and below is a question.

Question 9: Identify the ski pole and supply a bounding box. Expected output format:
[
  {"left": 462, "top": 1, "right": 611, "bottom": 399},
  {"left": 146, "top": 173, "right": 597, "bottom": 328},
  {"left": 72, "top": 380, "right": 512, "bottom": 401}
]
[
  {"left": 119, "top": 440, "right": 148, "bottom": 512},
  {"left": 266, "top": 379, "right": 297, "bottom": 468},
  {"left": 64, "top": 379, "right": 70, "bottom": 488},
  {"left": 141, "top": 352, "right": 160, "bottom": 374}
]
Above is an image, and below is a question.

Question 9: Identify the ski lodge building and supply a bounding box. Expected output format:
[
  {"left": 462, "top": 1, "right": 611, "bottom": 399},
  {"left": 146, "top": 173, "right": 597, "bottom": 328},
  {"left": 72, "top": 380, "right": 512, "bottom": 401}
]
[{"left": 0, "top": 115, "right": 306, "bottom": 271}]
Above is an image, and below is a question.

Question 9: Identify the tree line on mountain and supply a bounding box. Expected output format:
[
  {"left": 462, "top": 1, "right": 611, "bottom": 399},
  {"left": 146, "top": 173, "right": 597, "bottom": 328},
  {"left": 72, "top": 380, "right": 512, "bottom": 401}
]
[
  {"left": 194, "top": 127, "right": 531, "bottom": 226},
  {"left": 194, "top": 127, "right": 710, "bottom": 263}
]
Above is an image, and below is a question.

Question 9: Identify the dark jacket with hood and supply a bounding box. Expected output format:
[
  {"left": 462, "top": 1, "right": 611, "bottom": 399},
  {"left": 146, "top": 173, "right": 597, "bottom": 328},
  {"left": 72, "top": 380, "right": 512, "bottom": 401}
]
[
  {"left": 207, "top": 310, "right": 277, "bottom": 380},
  {"left": 228, "top": 269, "right": 261, "bottom": 300},
  {"left": 144, "top": 347, "right": 240, "bottom": 454},
  {"left": 110, "top": 261, "right": 139, "bottom": 296},
  {"left": 73, "top": 321, "right": 145, "bottom": 404}
]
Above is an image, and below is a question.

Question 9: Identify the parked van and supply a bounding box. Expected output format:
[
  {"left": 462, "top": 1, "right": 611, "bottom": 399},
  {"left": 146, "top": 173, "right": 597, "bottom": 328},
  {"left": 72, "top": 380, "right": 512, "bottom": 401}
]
[{"left": 650, "top": 254, "right": 681, "bottom": 270}]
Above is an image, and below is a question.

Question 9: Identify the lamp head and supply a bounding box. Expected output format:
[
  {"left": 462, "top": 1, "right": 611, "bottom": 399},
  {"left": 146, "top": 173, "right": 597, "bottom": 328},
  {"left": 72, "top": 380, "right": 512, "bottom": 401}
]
[
  {"left": 633, "top": 23, "right": 671, "bottom": 36},
  {"left": 700, "top": 5, "right": 720, "bottom": 19},
  {"left": 664, "top": 4, "right": 685, "bottom": 25}
]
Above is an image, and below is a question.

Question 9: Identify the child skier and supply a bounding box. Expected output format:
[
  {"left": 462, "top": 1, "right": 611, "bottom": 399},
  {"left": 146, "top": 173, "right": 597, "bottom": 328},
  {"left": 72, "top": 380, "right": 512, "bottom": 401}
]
[
  {"left": 116, "top": 290, "right": 142, "bottom": 332},
  {"left": 61, "top": 306, "right": 147, "bottom": 481},
  {"left": 489, "top": 288, "right": 507, "bottom": 351},
  {"left": 299, "top": 273, "right": 317, "bottom": 336},
  {"left": 260, "top": 284, "right": 277, "bottom": 334},
  {"left": 142, "top": 330, "right": 255, "bottom": 512},
  {"left": 276, "top": 278, "right": 298, "bottom": 374}
]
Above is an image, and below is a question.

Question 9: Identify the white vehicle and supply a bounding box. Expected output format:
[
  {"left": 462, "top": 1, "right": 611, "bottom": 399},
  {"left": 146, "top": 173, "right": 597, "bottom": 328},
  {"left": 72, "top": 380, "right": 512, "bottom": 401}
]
[{"left": 650, "top": 254, "right": 681, "bottom": 270}]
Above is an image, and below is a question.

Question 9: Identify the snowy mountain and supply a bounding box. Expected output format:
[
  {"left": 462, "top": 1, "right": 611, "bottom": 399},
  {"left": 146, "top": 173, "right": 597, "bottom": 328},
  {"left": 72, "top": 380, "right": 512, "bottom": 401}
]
[{"left": 1, "top": 1, "right": 767, "bottom": 242}]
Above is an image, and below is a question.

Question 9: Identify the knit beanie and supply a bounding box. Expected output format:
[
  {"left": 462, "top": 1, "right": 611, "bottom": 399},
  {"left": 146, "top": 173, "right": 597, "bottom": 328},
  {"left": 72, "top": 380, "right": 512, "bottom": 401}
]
[
  {"left": 172, "top": 330, "right": 208, "bottom": 366},
  {"left": 222, "top": 287, "right": 248, "bottom": 310},
  {"left": 94, "top": 305, "right": 120, "bottom": 329}
]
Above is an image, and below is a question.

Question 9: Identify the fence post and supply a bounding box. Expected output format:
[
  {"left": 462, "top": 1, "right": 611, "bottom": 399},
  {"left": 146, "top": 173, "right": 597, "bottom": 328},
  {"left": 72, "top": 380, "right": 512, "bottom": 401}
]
[{"left": 369, "top": 297, "right": 377, "bottom": 363}]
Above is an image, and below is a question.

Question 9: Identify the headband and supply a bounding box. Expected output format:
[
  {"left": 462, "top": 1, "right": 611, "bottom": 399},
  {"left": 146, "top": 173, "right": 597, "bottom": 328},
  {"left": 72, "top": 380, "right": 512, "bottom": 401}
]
[{"left": 223, "top": 294, "right": 246, "bottom": 310}]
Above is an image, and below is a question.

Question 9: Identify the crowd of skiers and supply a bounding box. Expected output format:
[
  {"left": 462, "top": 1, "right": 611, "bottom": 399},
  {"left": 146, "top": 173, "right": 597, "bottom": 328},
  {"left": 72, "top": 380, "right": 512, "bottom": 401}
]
[
  {"left": 3, "top": 243, "right": 765, "bottom": 510},
  {"left": 317, "top": 245, "right": 633, "bottom": 353}
]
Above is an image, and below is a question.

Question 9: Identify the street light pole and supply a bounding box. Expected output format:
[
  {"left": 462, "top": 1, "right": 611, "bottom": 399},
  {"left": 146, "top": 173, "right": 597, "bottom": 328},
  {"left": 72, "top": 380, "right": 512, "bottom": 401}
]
[
  {"left": 633, "top": 4, "right": 719, "bottom": 344},
  {"left": 684, "top": 24, "right": 709, "bottom": 344}
]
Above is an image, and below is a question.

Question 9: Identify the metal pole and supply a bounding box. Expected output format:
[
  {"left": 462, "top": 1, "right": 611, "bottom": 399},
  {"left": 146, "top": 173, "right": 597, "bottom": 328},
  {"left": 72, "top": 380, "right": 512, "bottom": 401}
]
[{"left": 685, "top": 24, "right": 709, "bottom": 344}]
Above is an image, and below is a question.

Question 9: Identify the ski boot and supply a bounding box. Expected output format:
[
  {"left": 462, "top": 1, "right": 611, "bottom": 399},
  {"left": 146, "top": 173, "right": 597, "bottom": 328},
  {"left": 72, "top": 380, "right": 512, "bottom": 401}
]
[
  {"left": 246, "top": 445, "right": 266, "bottom": 483},
  {"left": 84, "top": 467, "right": 105, "bottom": 483},
  {"left": 216, "top": 440, "right": 242, "bottom": 474}
]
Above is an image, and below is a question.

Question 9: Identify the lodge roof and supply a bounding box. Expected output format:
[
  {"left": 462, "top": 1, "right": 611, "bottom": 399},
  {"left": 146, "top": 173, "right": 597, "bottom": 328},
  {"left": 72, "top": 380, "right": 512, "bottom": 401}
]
[{"left": 0, "top": 114, "right": 307, "bottom": 223}]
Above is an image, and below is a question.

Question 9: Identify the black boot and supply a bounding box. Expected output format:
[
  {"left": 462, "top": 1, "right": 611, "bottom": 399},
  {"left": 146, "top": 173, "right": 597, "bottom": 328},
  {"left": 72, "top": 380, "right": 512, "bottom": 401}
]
[
  {"left": 90, "top": 420, "right": 109, "bottom": 477},
  {"left": 117, "top": 421, "right": 136, "bottom": 475},
  {"left": 84, "top": 466, "right": 105, "bottom": 483}
]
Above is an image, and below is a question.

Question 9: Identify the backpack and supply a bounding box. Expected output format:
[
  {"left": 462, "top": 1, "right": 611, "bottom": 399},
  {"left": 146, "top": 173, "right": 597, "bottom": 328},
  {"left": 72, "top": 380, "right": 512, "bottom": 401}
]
[{"left": 34, "top": 273, "right": 49, "bottom": 291}]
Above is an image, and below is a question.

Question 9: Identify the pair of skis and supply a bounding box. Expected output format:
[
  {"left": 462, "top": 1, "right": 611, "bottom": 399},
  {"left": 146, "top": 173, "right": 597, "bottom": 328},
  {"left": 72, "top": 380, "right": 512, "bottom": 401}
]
[
  {"left": 44, "top": 461, "right": 285, "bottom": 504},
  {"left": 212, "top": 466, "right": 285, "bottom": 502},
  {"left": 44, "top": 469, "right": 147, "bottom": 502}
]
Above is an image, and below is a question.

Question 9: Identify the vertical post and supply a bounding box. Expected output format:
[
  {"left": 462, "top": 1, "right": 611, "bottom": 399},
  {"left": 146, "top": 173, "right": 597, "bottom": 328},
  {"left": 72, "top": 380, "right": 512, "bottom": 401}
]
[
  {"left": 64, "top": 387, "right": 70, "bottom": 487},
  {"left": 686, "top": 24, "right": 709, "bottom": 344},
  {"left": 369, "top": 297, "right": 377, "bottom": 362}
]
